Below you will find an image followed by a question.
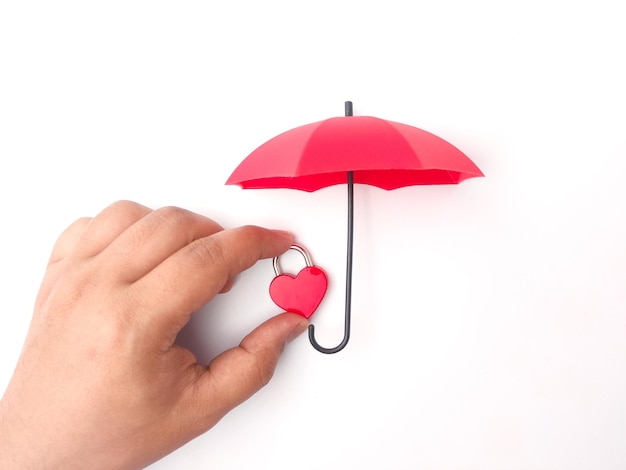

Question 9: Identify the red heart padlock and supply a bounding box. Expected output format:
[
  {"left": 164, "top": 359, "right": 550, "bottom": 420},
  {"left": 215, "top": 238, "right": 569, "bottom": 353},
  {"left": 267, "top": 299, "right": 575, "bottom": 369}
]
[{"left": 269, "top": 245, "right": 328, "bottom": 319}]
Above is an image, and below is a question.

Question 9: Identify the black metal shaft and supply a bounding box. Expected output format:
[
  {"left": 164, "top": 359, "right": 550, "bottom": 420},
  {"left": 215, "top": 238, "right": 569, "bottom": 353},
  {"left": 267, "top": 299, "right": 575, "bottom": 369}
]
[
  {"left": 308, "top": 171, "right": 353, "bottom": 354},
  {"left": 308, "top": 101, "right": 354, "bottom": 354}
]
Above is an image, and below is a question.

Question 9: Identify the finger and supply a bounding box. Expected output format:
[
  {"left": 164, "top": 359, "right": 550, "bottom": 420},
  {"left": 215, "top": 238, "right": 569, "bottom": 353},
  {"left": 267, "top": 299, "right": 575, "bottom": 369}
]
[
  {"left": 73, "top": 201, "right": 152, "bottom": 259},
  {"left": 129, "top": 225, "right": 293, "bottom": 336},
  {"left": 219, "top": 277, "right": 235, "bottom": 294},
  {"left": 48, "top": 217, "right": 92, "bottom": 264},
  {"left": 190, "top": 313, "right": 309, "bottom": 427},
  {"left": 100, "top": 206, "right": 224, "bottom": 282}
]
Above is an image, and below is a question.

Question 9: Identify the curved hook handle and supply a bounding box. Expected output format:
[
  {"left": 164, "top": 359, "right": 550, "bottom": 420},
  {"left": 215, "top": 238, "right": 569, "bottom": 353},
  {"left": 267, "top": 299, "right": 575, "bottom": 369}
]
[{"left": 308, "top": 322, "right": 350, "bottom": 354}]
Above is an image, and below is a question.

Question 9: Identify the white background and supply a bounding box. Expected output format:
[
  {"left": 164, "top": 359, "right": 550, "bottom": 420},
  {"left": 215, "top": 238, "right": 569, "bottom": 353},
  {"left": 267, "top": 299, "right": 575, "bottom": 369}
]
[{"left": 1, "top": 1, "right": 625, "bottom": 469}]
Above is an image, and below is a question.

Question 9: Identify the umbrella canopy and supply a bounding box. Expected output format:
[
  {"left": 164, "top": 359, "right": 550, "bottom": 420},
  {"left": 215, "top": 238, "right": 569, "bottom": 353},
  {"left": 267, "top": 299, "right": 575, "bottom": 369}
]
[
  {"left": 227, "top": 102, "right": 483, "bottom": 354},
  {"left": 226, "top": 115, "right": 483, "bottom": 191}
]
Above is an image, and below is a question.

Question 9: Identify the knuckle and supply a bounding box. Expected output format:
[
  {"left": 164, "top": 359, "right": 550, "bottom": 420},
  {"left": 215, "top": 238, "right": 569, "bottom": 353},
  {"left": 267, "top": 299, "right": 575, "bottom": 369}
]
[
  {"left": 240, "top": 340, "right": 279, "bottom": 389},
  {"left": 72, "top": 216, "right": 92, "bottom": 227},
  {"left": 49, "top": 217, "right": 93, "bottom": 264},
  {"left": 238, "top": 225, "right": 262, "bottom": 244},
  {"left": 187, "top": 237, "right": 227, "bottom": 269},
  {"left": 235, "top": 225, "right": 264, "bottom": 260},
  {"left": 107, "top": 199, "right": 142, "bottom": 212},
  {"left": 253, "top": 355, "right": 276, "bottom": 388},
  {"left": 154, "top": 205, "right": 192, "bottom": 224},
  {"left": 105, "top": 200, "right": 151, "bottom": 220}
]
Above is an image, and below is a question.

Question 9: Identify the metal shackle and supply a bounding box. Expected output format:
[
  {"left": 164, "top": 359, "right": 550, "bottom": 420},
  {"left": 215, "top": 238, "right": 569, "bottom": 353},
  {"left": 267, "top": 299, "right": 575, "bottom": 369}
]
[{"left": 272, "top": 245, "right": 313, "bottom": 276}]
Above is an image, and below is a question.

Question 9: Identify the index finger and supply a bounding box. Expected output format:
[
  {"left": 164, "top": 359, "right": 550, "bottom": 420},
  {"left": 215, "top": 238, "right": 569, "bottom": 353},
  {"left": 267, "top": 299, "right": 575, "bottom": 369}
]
[{"left": 127, "top": 225, "right": 293, "bottom": 340}]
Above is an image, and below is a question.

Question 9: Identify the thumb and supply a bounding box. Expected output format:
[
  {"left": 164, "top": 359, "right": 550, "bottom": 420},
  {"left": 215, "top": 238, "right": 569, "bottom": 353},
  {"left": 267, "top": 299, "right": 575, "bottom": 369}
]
[{"left": 194, "top": 313, "right": 309, "bottom": 426}]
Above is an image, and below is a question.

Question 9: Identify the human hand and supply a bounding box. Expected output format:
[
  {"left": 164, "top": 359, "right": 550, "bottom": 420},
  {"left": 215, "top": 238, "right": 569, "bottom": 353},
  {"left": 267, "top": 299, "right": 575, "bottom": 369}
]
[{"left": 0, "top": 201, "right": 308, "bottom": 469}]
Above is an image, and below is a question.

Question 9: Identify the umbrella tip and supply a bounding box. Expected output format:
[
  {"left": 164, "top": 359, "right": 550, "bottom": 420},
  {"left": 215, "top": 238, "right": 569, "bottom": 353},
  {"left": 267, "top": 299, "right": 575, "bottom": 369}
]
[{"left": 345, "top": 101, "right": 353, "bottom": 117}]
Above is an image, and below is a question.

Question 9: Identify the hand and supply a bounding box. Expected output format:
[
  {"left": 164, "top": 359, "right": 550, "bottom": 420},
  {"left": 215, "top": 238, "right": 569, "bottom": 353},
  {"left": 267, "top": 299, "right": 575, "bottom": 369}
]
[{"left": 0, "top": 201, "right": 308, "bottom": 469}]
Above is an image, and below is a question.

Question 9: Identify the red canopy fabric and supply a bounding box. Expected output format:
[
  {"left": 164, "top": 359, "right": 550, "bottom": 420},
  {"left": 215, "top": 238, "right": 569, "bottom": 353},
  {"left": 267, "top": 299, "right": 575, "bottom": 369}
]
[{"left": 227, "top": 116, "right": 483, "bottom": 192}]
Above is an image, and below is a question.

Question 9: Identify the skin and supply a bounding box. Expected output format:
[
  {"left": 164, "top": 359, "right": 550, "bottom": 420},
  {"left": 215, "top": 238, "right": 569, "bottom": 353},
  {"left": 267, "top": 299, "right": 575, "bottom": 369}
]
[{"left": 0, "top": 201, "right": 309, "bottom": 469}]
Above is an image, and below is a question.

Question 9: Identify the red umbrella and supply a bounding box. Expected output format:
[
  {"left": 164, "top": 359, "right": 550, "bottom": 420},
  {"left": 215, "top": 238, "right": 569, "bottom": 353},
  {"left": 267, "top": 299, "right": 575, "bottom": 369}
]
[{"left": 227, "top": 102, "right": 483, "bottom": 353}]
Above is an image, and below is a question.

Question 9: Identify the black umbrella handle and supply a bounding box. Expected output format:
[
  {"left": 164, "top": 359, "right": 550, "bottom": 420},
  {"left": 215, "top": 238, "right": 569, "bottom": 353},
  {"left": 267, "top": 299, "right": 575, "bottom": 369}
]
[
  {"left": 308, "top": 102, "right": 354, "bottom": 354},
  {"left": 308, "top": 170, "right": 353, "bottom": 354}
]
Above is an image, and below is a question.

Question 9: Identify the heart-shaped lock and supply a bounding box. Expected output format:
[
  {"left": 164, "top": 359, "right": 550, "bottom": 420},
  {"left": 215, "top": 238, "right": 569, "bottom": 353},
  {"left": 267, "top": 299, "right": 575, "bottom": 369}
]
[{"left": 269, "top": 245, "right": 328, "bottom": 319}]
